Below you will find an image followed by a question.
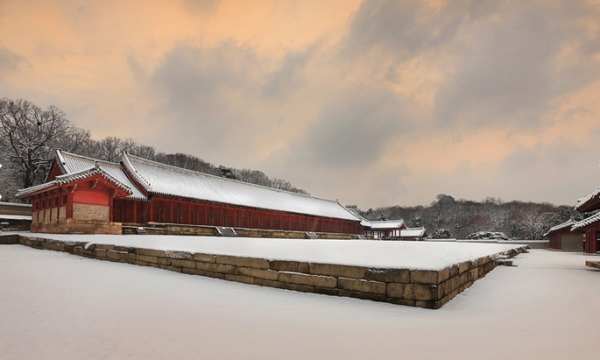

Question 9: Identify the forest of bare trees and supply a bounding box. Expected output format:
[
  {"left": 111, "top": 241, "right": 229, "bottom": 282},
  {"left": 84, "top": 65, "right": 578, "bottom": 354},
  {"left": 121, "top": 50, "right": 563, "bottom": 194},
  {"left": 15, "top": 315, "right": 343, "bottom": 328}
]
[
  {"left": 356, "top": 194, "right": 578, "bottom": 240},
  {"left": 0, "top": 98, "right": 306, "bottom": 202}
]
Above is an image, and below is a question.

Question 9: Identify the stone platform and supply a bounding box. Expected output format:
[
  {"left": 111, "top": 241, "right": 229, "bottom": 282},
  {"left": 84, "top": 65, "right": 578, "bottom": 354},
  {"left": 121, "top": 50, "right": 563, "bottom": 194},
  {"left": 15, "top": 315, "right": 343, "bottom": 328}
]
[{"left": 0, "top": 233, "right": 527, "bottom": 309}]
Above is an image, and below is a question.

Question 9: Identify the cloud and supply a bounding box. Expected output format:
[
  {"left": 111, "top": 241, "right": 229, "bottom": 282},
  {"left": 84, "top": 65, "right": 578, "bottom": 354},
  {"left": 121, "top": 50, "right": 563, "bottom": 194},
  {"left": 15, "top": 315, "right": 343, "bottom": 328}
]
[
  {"left": 150, "top": 43, "right": 268, "bottom": 161},
  {"left": 298, "top": 86, "right": 411, "bottom": 168},
  {"left": 2, "top": 0, "right": 600, "bottom": 208},
  {"left": 434, "top": 0, "right": 600, "bottom": 129},
  {"left": 262, "top": 46, "right": 314, "bottom": 98},
  {"left": 0, "top": 47, "right": 23, "bottom": 74},
  {"left": 341, "top": 0, "right": 493, "bottom": 61}
]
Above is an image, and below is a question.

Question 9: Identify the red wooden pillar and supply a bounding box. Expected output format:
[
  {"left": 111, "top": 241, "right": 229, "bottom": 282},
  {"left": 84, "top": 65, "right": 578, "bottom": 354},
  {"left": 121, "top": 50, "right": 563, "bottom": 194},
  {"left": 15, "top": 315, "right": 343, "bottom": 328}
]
[
  {"left": 592, "top": 225, "right": 599, "bottom": 253},
  {"left": 132, "top": 201, "right": 138, "bottom": 224},
  {"left": 66, "top": 188, "right": 74, "bottom": 219},
  {"left": 108, "top": 189, "right": 114, "bottom": 222},
  {"left": 147, "top": 200, "right": 153, "bottom": 223}
]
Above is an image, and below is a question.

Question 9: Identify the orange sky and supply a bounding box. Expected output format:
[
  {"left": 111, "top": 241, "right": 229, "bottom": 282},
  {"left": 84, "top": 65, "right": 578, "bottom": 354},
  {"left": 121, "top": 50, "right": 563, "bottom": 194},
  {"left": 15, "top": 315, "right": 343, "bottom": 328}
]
[{"left": 1, "top": 0, "right": 600, "bottom": 207}]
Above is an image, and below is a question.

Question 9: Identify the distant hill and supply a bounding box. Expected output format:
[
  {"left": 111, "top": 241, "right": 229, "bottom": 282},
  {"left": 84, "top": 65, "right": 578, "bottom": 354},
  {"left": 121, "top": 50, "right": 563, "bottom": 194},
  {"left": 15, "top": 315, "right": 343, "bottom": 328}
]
[{"left": 352, "top": 194, "right": 577, "bottom": 240}]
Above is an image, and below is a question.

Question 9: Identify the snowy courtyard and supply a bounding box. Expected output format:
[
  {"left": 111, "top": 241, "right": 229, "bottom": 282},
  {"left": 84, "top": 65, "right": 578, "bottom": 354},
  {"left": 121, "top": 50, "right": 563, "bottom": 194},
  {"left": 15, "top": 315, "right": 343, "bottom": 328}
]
[{"left": 1, "top": 244, "right": 599, "bottom": 360}]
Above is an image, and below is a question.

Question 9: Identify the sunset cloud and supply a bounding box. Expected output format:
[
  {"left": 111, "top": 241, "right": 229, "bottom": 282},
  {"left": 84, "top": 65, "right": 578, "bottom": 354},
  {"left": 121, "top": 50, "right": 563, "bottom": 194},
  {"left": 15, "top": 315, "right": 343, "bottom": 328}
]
[{"left": 1, "top": 0, "right": 599, "bottom": 207}]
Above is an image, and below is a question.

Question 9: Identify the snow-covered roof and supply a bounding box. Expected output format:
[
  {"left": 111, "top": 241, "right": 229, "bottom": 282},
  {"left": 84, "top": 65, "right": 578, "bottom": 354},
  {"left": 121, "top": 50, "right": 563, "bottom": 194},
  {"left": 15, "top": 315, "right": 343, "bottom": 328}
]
[
  {"left": 57, "top": 150, "right": 146, "bottom": 200},
  {"left": 121, "top": 153, "right": 359, "bottom": 221},
  {"left": 543, "top": 219, "right": 576, "bottom": 237},
  {"left": 400, "top": 227, "right": 426, "bottom": 237},
  {"left": 363, "top": 219, "right": 405, "bottom": 229},
  {"left": 571, "top": 212, "right": 600, "bottom": 231},
  {"left": 16, "top": 166, "right": 133, "bottom": 198},
  {"left": 575, "top": 188, "right": 600, "bottom": 211}
]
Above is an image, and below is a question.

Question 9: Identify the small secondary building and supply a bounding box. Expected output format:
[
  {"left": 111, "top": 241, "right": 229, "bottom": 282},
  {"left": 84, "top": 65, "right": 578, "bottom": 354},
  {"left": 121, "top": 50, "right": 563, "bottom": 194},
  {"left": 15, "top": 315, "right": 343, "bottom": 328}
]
[
  {"left": 362, "top": 219, "right": 406, "bottom": 239},
  {"left": 572, "top": 188, "right": 600, "bottom": 253},
  {"left": 543, "top": 219, "right": 582, "bottom": 252},
  {"left": 17, "top": 150, "right": 362, "bottom": 236},
  {"left": 399, "top": 227, "right": 427, "bottom": 241}
]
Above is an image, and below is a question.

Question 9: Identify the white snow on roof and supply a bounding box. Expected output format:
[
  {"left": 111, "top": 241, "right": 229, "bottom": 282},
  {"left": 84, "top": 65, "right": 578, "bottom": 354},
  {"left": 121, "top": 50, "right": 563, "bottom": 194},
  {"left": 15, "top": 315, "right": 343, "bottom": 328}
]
[
  {"left": 122, "top": 153, "right": 358, "bottom": 221},
  {"left": 400, "top": 227, "right": 426, "bottom": 237},
  {"left": 575, "top": 187, "right": 600, "bottom": 210},
  {"left": 543, "top": 219, "right": 576, "bottom": 237},
  {"left": 572, "top": 212, "right": 600, "bottom": 231},
  {"left": 364, "top": 219, "right": 405, "bottom": 229},
  {"left": 17, "top": 167, "right": 133, "bottom": 198},
  {"left": 58, "top": 150, "right": 146, "bottom": 200}
]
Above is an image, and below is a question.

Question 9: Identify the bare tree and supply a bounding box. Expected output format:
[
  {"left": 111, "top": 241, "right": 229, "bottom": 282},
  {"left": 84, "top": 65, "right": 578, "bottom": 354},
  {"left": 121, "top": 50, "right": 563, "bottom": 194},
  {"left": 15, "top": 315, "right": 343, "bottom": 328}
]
[
  {"left": 91, "top": 137, "right": 137, "bottom": 162},
  {"left": 0, "top": 99, "right": 72, "bottom": 187}
]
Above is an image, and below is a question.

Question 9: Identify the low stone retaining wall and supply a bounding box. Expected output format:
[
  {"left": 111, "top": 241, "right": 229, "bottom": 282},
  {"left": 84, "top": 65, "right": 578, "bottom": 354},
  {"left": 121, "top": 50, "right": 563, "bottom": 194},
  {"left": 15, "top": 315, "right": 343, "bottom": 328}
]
[
  {"left": 2, "top": 234, "right": 527, "bottom": 309},
  {"left": 586, "top": 260, "right": 600, "bottom": 270}
]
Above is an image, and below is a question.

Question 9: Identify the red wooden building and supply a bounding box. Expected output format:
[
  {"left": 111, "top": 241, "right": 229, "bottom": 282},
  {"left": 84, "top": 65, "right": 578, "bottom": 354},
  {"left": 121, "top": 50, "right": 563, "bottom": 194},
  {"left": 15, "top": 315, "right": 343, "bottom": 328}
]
[
  {"left": 17, "top": 150, "right": 362, "bottom": 235},
  {"left": 572, "top": 189, "right": 600, "bottom": 253},
  {"left": 543, "top": 219, "right": 582, "bottom": 252}
]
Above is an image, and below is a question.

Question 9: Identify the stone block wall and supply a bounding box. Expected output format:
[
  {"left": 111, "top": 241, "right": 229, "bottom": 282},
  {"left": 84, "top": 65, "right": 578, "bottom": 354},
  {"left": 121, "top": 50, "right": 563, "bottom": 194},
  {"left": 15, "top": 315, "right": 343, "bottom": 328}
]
[
  {"left": 73, "top": 203, "right": 109, "bottom": 222},
  {"left": 6, "top": 234, "right": 529, "bottom": 309},
  {"left": 31, "top": 203, "right": 120, "bottom": 234},
  {"left": 32, "top": 219, "right": 122, "bottom": 235}
]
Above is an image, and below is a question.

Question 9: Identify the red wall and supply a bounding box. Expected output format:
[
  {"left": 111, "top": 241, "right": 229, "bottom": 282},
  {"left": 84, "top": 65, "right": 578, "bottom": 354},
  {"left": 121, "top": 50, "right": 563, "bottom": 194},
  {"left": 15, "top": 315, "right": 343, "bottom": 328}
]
[
  {"left": 46, "top": 160, "right": 63, "bottom": 181},
  {"left": 113, "top": 195, "right": 362, "bottom": 234},
  {"left": 71, "top": 182, "right": 113, "bottom": 206},
  {"left": 583, "top": 223, "right": 600, "bottom": 253}
]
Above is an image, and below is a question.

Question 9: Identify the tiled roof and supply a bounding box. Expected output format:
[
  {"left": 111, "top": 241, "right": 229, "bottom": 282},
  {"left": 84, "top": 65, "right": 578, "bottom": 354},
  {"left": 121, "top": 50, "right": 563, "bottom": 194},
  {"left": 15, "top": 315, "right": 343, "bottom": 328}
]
[
  {"left": 572, "top": 212, "right": 600, "bottom": 231},
  {"left": 363, "top": 219, "right": 405, "bottom": 229},
  {"left": 122, "top": 153, "right": 359, "bottom": 221},
  {"left": 543, "top": 219, "right": 576, "bottom": 237},
  {"left": 575, "top": 188, "right": 600, "bottom": 211},
  {"left": 400, "top": 227, "right": 426, "bottom": 237},
  {"left": 57, "top": 150, "right": 146, "bottom": 200},
  {"left": 16, "top": 166, "right": 133, "bottom": 198}
]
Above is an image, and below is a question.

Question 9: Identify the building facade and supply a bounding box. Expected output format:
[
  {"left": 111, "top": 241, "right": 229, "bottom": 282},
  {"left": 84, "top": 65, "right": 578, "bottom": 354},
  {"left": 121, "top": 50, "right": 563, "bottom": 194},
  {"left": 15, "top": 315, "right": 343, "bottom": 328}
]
[
  {"left": 17, "top": 150, "right": 362, "bottom": 236},
  {"left": 543, "top": 219, "right": 582, "bottom": 252},
  {"left": 571, "top": 189, "right": 600, "bottom": 253}
]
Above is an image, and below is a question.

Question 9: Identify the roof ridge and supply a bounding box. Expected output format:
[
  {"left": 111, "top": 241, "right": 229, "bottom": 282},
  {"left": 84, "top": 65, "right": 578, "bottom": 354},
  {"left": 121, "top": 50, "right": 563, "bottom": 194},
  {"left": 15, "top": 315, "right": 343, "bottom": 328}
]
[
  {"left": 58, "top": 149, "right": 121, "bottom": 167},
  {"left": 123, "top": 152, "right": 341, "bottom": 204}
]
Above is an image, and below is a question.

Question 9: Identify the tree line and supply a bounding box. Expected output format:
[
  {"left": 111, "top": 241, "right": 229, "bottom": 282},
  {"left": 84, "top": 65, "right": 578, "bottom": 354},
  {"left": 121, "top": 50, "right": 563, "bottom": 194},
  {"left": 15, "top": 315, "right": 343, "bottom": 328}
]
[
  {"left": 353, "top": 194, "right": 578, "bottom": 240},
  {"left": 0, "top": 98, "right": 306, "bottom": 202}
]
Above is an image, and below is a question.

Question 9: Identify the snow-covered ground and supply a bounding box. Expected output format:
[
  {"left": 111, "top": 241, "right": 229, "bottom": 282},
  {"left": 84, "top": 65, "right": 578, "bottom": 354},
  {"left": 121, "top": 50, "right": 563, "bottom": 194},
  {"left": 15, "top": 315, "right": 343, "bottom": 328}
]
[
  {"left": 19, "top": 232, "right": 524, "bottom": 270},
  {"left": 0, "top": 246, "right": 598, "bottom": 360}
]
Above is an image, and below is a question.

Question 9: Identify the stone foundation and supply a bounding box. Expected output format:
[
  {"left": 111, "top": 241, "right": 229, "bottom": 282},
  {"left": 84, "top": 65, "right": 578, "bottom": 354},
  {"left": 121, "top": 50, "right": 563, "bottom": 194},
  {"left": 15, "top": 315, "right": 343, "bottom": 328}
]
[
  {"left": 32, "top": 219, "right": 122, "bottom": 235},
  {"left": 3, "top": 234, "right": 527, "bottom": 309},
  {"left": 123, "top": 222, "right": 360, "bottom": 240},
  {"left": 586, "top": 260, "right": 600, "bottom": 270}
]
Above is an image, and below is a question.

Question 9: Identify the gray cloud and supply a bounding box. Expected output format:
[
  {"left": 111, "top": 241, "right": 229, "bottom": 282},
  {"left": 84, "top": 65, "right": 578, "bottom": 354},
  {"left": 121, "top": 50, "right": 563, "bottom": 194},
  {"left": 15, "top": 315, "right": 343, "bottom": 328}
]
[
  {"left": 183, "top": 0, "right": 220, "bottom": 14},
  {"left": 298, "top": 87, "right": 410, "bottom": 168},
  {"left": 342, "top": 0, "right": 494, "bottom": 60},
  {"left": 150, "top": 43, "right": 266, "bottom": 162},
  {"left": 435, "top": 1, "right": 600, "bottom": 129},
  {"left": 497, "top": 136, "right": 600, "bottom": 206},
  {"left": 262, "top": 46, "right": 314, "bottom": 98},
  {"left": 0, "top": 47, "right": 23, "bottom": 74}
]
